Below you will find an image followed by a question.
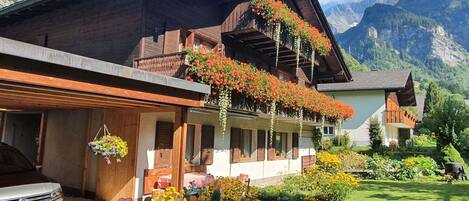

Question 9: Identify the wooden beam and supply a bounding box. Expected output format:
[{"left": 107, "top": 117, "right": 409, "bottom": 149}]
[
  {"left": 0, "top": 82, "right": 160, "bottom": 108},
  {"left": 36, "top": 112, "right": 48, "bottom": 171},
  {"left": 0, "top": 69, "right": 204, "bottom": 107},
  {"left": 171, "top": 107, "right": 188, "bottom": 190},
  {"left": 81, "top": 110, "right": 92, "bottom": 196}
]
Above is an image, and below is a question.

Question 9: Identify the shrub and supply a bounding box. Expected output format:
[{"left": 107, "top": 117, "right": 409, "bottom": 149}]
[
  {"left": 199, "top": 177, "right": 258, "bottom": 201},
  {"left": 403, "top": 156, "right": 439, "bottom": 178},
  {"left": 305, "top": 166, "right": 360, "bottom": 201},
  {"left": 408, "top": 135, "right": 436, "bottom": 147},
  {"left": 337, "top": 151, "right": 368, "bottom": 171},
  {"left": 320, "top": 139, "right": 334, "bottom": 151},
  {"left": 258, "top": 175, "right": 315, "bottom": 200},
  {"left": 367, "top": 154, "right": 403, "bottom": 180},
  {"left": 152, "top": 187, "right": 185, "bottom": 201},
  {"left": 312, "top": 127, "right": 322, "bottom": 150},
  {"left": 368, "top": 117, "right": 383, "bottom": 150},
  {"left": 441, "top": 144, "right": 465, "bottom": 164},
  {"left": 317, "top": 151, "right": 341, "bottom": 171},
  {"left": 332, "top": 133, "right": 351, "bottom": 147}
]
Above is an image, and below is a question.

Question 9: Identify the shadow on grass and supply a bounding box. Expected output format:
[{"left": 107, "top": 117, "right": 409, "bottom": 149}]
[{"left": 356, "top": 180, "right": 469, "bottom": 201}]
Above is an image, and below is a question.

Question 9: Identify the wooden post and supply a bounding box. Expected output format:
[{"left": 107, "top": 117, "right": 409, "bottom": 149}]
[
  {"left": 36, "top": 112, "right": 48, "bottom": 170},
  {"left": 81, "top": 110, "right": 92, "bottom": 196},
  {"left": 171, "top": 107, "right": 188, "bottom": 190}
]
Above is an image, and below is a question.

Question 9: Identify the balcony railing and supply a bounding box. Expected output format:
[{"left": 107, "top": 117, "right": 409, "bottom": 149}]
[
  {"left": 133, "top": 52, "right": 189, "bottom": 79},
  {"left": 385, "top": 109, "right": 417, "bottom": 128},
  {"left": 221, "top": 1, "right": 314, "bottom": 72}
]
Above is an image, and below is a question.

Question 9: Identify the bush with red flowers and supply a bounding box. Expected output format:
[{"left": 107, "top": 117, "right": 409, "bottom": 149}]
[
  {"left": 250, "top": 0, "right": 332, "bottom": 55},
  {"left": 186, "top": 50, "right": 354, "bottom": 120}
]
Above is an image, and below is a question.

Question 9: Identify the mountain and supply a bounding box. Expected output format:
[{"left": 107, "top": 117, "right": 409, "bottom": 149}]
[
  {"left": 336, "top": 3, "right": 469, "bottom": 96},
  {"left": 324, "top": 0, "right": 398, "bottom": 33},
  {"left": 396, "top": 0, "right": 469, "bottom": 50}
]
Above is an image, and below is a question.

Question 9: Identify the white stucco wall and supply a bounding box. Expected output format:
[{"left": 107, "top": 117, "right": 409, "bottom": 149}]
[
  {"left": 135, "top": 112, "right": 175, "bottom": 199},
  {"left": 134, "top": 111, "right": 316, "bottom": 198},
  {"left": 384, "top": 125, "right": 399, "bottom": 146},
  {"left": 326, "top": 90, "right": 386, "bottom": 146},
  {"left": 187, "top": 111, "right": 315, "bottom": 180}
]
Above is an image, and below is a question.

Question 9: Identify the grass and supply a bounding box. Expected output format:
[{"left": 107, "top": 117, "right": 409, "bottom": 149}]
[
  {"left": 349, "top": 180, "right": 469, "bottom": 201},
  {"left": 329, "top": 146, "right": 371, "bottom": 153}
]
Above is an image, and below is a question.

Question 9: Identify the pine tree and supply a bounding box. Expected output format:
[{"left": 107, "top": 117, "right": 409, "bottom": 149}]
[
  {"left": 423, "top": 82, "right": 444, "bottom": 114},
  {"left": 369, "top": 117, "right": 383, "bottom": 150}
]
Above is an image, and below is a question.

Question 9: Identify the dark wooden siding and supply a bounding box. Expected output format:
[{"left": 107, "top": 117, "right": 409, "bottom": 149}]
[
  {"left": 0, "top": 0, "right": 144, "bottom": 66},
  {"left": 141, "top": 0, "right": 222, "bottom": 57}
]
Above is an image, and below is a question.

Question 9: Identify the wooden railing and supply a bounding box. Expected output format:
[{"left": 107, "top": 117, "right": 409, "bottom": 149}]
[
  {"left": 221, "top": 1, "right": 311, "bottom": 60},
  {"left": 133, "top": 52, "right": 189, "bottom": 79},
  {"left": 385, "top": 109, "right": 417, "bottom": 128}
]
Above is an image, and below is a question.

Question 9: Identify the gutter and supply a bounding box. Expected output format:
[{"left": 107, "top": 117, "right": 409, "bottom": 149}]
[{"left": 0, "top": 37, "right": 211, "bottom": 95}]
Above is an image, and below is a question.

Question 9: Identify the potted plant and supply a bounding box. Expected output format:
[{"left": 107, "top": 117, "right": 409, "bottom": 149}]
[{"left": 88, "top": 125, "right": 128, "bottom": 164}]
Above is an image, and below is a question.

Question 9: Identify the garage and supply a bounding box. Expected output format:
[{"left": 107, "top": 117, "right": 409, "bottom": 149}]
[{"left": 0, "top": 37, "right": 209, "bottom": 200}]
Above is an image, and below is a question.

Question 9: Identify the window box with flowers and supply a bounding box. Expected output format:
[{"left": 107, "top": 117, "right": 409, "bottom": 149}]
[{"left": 185, "top": 49, "right": 354, "bottom": 141}]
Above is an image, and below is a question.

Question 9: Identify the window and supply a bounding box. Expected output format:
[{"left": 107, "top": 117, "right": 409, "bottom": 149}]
[
  {"left": 193, "top": 37, "right": 214, "bottom": 51},
  {"left": 275, "top": 132, "right": 288, "bottom": 157},
  {"left": 230, "top": 128, "right": 254, "bottom": 163},
  {"left": 241, "top": 129, "right": 252, "bottom": 158},
  {"left": 185, "top": 124, "right": 196, "bottom": 163},
  {"left": 323, "top": 126, "right": 335, "bottom": 136}
]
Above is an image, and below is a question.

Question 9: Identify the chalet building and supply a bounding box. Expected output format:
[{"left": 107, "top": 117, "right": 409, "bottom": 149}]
[
  {"left": 318, "top": 70, "right": 418, "bottom": 146},
  {"left": 0, "top": 0, "right": 353, "bottom": 200}
]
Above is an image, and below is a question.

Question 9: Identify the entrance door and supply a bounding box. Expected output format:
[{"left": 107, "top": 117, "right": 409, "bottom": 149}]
[
  {"left": 1, "top": 113, "right": 42, "bottom": 163},
  {"left": 398, "top": 128, "right": 411, "bottom": 147}
]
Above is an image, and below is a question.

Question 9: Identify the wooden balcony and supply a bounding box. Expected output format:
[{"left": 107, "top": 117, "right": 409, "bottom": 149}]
[
  {"left": 221, "top": 1, "right": 315, "bottom": 70},
  {"left": 385, "top": 109, "right": 417, "bottom": 128},
  {"left": 133, "top": 52, "right": 189, "bottom": 79}
]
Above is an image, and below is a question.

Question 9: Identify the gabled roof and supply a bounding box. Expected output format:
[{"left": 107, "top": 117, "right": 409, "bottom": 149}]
[
  {"left": 317, "top": 70, "right": 417, "bottom": 106},
  {"left": 317, "top": 70, "right": 412, "bottom": 91},
  {"left": 416, "top": 93, "right": 426, "bottom": 122}
]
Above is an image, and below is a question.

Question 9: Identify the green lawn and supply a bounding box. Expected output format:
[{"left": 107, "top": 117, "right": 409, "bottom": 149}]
[{"left": 349, "top": 180, "right": 469, "bottom": 201}]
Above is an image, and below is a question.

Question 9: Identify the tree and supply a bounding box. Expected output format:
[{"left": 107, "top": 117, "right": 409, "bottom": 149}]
[
  {"left": 423, "top": 94, "right": 469, "bottom": 151},
  {"left": 369, "top": 117, "right": 383, "bottom": 150},
  {"left": 423, "top": 82, "right": 445, "bottom": 114}
]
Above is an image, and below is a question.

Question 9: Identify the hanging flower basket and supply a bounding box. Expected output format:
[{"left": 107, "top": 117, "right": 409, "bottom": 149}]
[{"left": 88, "top": 124, "right": 128, "bottom": 164}]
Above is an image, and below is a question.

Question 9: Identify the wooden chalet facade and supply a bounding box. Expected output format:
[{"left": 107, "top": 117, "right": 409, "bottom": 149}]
[{"left": 0, "top": 0, "right": 353, "bottom": 200}]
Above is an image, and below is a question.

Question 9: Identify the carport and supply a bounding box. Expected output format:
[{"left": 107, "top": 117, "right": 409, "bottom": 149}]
[{"left": 0, "top": 37, "right": 210, "bottom": 200}]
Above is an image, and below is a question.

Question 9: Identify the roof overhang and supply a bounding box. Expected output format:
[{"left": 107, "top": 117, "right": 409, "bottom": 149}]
[
  {"left": 0, "top": 37, "right": 210, "bottom": 110},
  {"left": 292, "top": 0, "right": 352, "bottom": 83},
  {"left": 393, "top": 72, "right": 416, "bottom": 106}
]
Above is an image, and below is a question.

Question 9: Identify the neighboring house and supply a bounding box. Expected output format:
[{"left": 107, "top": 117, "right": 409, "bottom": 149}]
[
  {"left": 416, "top": 93, "right": 426, "bottom": 123},
  {"left": 318, "top": 70, "right": 417, "bottom": 146},
  {"left": 0, "top": 0, "right": 352, "bottom": 200}
]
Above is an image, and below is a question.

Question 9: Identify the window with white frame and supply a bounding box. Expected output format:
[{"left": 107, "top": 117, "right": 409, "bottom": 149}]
[{"left": 323, "top": 126, "right": 335, "bottom": 136}]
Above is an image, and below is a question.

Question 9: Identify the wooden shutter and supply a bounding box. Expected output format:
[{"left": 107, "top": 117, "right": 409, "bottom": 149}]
[
  {"left": 230, "top": 127, "right": 242, "bottom": 163},
  {"left": 257, "top": 130, "right": 266, "bottom": 161},
  {"left": 201, "top": 125, "right": 215, "bottom": 165},
  {"left": 154, "top": 121, "right": 174, "bottom": 168},
  {"left": 164, "top": 29, "right": 180, "bottom": 53},
  {"left": 292, "top": 133, "right": 299, "bottom": 159},
  {"left": 267, "top": 131, "right": 276, "bottom": 161}
]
